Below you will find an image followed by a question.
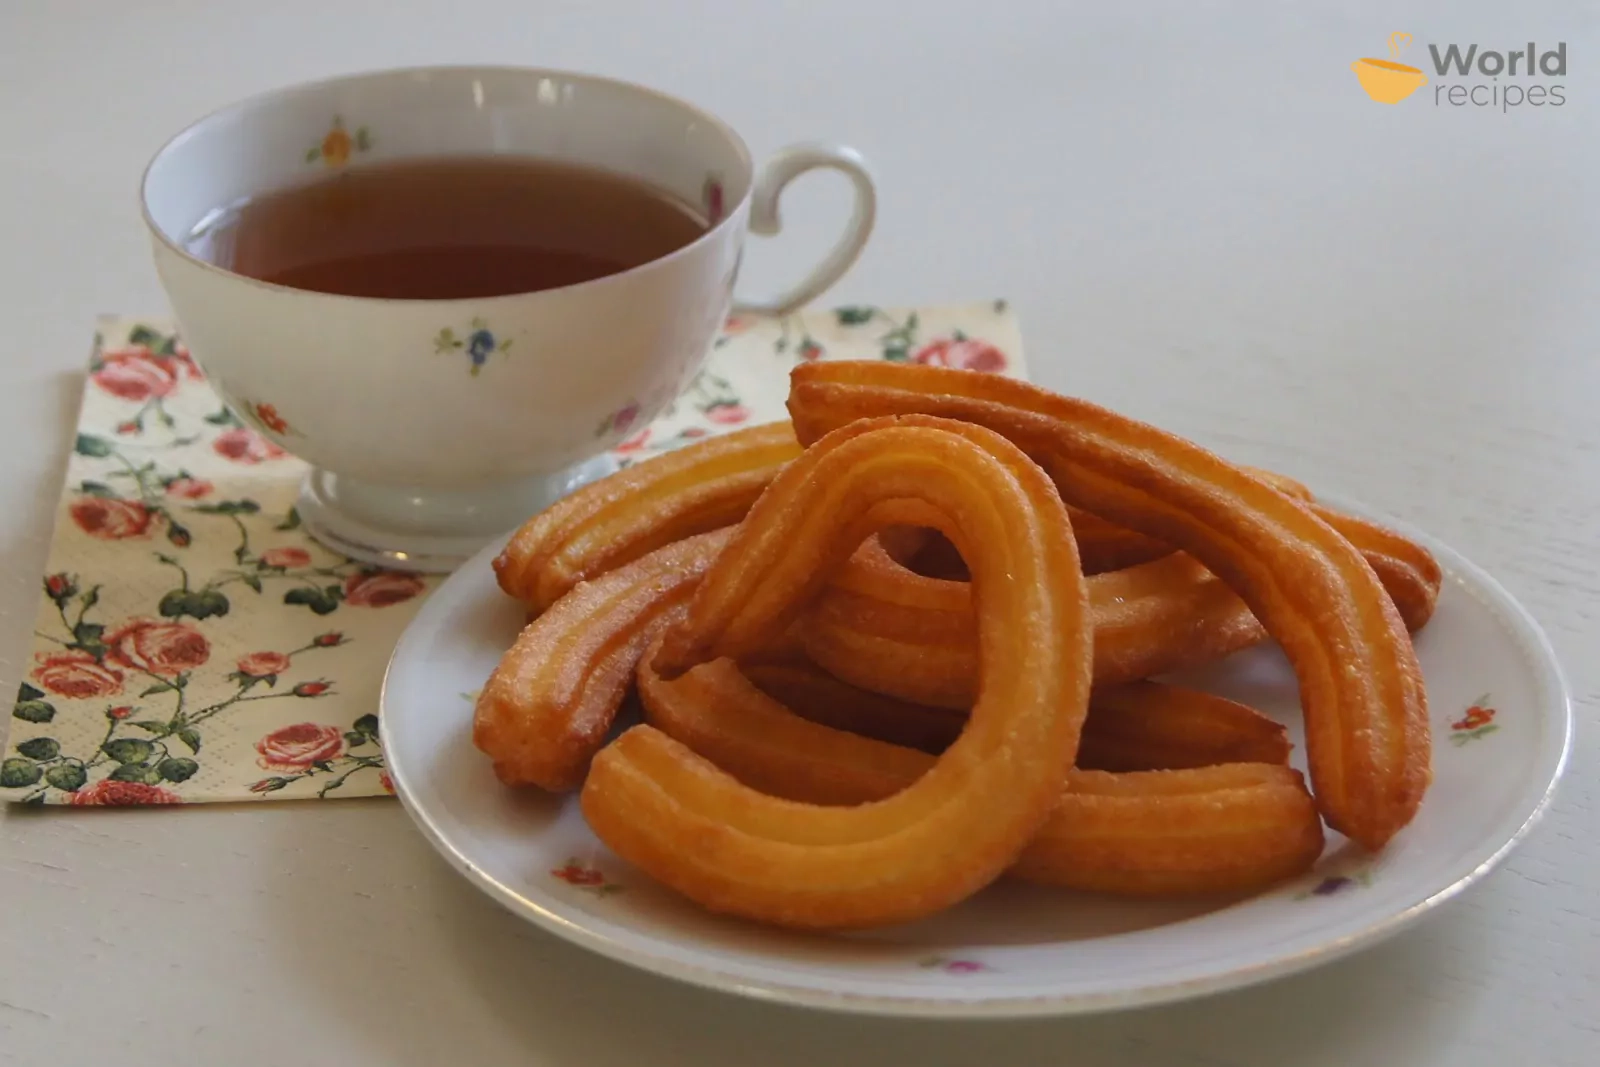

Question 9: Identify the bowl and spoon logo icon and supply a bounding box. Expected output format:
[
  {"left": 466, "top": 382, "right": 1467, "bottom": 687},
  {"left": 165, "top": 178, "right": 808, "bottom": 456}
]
[{"left": 1353, "top": 32, "right": 1429, "bottom": 103}]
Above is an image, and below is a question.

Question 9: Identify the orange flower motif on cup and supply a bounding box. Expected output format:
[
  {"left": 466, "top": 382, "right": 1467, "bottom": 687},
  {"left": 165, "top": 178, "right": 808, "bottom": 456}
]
[
  {"left": 342, "top": 569, "right": 426, "bottom": 608},
  {"left": 69, "top": 780, "right": 183, "bottom": 806},
  {"left": 912, "top": 337, "right": 1008, "bottom": 373},
  {"left": 306, "top": 116, "right": 371, "bottom": 166},
  {"left": 1450, "top": 696, "right": 1499, "bottom": 745},
  {"left": 260, "top": 546, "right": 312, "bottom": 569},
  {"left": 798, "top": 339, "right": 825, "bottom": 362},
  {"left": 31, "top": 651, "right": 125, "bottom": 699},
  {"left": 379, "top": 771, "right": 396, "bottom": 795},
  {"left": 551, "top": 859, "right": 623, "bottom": 895},
  {"left": 92, "top": 349, "right": 180, "bottom": 402},
  {"left": 70, "top": 497, "right": 154, "bottom": 540},
  {"left": 104, "top": 618, "right": 210, "bottom": 677},
  {"left": 255, "top": 722, "right": 344, "bottom": 772},
  {"left": 212, "top": 427, "right": 288, "bottom": 465},
  {"left": 251, "top": 402, "right": 294, "bottom": 437}
]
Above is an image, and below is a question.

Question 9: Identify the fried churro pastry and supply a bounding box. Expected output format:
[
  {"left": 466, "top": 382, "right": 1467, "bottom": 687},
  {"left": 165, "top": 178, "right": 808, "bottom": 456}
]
[
  {"left": 639, "top": 648, "right": 936, "bottom": 805},
  {"left": 1010, "top": 764, "right": 1325, "bottom": 895},
  {"left": 802, "top": 545, "right": 1266, "bottom": 709},
  {"left": 473, "top": 528, "right": 733, "bottom": 791},
  {"left": 637, "top": 650, "right": 1322, "bottom": 896},
  {"left": 788, "top": 362, "right": 1429, "bottom": 850},
  {"left": 492, "top": 421, "right": 800, "bottom": 612},
  {"left": 581, "top": 416, "right": 1093, "bottom": 929},
  {"left": 1068, "top": 467, "right": 1312, "bottom": 574},
  {"left": 1311, "top": 504, "right": 1441, "bottom": 631},
  {"left": 1077, "top": 681, "right": 1291, "bottom": 771},
  {"left": 740, "top": 659, "right": 966, "bottom": 753},
  {"left": 802, "top": 503, "right": 1440, "bottom": 711},
  {"left": 689, "top": 653, "right": 1288, "bottom": 768}
]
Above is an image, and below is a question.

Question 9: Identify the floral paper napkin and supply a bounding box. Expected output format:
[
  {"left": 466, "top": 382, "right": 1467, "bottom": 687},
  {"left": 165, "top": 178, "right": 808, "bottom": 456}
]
[{"left": 1, "top": 301, "right": 1026, "bottom": 806}]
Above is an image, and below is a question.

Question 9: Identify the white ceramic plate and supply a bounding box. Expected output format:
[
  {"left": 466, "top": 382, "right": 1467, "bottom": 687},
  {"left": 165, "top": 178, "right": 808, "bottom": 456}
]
[{"left": 379, "top": 495, "right": 1571, "bottom": 1017}]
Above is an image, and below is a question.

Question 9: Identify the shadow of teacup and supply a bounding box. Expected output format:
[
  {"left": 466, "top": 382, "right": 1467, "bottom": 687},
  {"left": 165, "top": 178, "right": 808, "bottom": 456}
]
[{"left": 1352, "top": 58, "right": 1428, "bottom": 104}]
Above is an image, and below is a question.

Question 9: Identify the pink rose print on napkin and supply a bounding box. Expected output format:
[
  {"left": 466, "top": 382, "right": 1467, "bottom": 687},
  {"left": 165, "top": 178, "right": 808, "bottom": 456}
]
[{"left": 255, "top": 723, "right": 344, "bottom": 772}]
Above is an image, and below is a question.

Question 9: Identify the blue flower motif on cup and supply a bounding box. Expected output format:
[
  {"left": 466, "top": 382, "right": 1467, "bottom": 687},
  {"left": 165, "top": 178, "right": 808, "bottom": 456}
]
[{"left": 434, "top": 318, "right": 512, "bottom": 376}]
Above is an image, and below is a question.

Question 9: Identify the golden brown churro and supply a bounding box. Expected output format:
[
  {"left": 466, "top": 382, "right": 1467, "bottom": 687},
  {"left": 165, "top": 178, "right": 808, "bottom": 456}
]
[
  {"left": 1068, "top": 466, "right": 1311, "bottom": 574},
  {"left": 801, "top": 545, "right": 1266, "bottom": 708},
  {"left": 1077, "top": 681, "right": 1292, "bottom": 771},
  {"left": 493, "top": 421, "right": 799, "bottom": 612},
  {"left": 743, "top": 660, "right": 1287, "bottom": 768},
  {"left": 581, "top": 416, "right": 1093, "bottom": 928},
  {"left": 636, "top": 648, "right": 1321, "bottom": 896},
  {"left": 473, "top": 528, "right": 732, "bottom": 791},
  {"left": 788, "top": 362, "right": 1429, "bottom": 850},
  {"left": 800, "top": 505, "right": 1440, "bottom": 711}
]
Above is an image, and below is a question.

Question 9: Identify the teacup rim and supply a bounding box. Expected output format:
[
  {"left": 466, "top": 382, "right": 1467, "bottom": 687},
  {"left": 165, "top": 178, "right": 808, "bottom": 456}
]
[{"left": 139, "top": 63, "right": 755, "bottom": 307}]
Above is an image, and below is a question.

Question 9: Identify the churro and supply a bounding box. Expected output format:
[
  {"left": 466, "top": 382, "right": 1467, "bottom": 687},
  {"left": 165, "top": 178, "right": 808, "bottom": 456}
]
[
  {"left": 788, "top": 362, "right": 1430, "bottom": 850},
  {"left": 802, "top": 506, "right": 1440, "bottom": 710},
  {"left": 802, "top": 544, "right": 1265, "bottom": 708},
  {"left": 581, "top": 416, "right": 1093, "bottom": 928},
  {"left": 473, "top": 528, "right": 732, "bottom": 791},
  {"left": 637, "top": 649, "right": 1321, "bottom": 896},
  {"left": 493, "top": 421, "right": 799, "bottom": 612}
]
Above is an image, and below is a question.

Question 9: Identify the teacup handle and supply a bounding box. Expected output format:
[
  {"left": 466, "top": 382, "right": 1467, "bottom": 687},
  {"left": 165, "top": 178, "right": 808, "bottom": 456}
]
[{"left": 733, "top": 142, "right": 877, "bottom": 318}]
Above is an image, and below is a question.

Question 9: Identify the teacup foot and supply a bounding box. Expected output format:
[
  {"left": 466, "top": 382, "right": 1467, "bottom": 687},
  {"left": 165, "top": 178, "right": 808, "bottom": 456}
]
[{"left": 297, "top": 456, "right": 620, "bottom": 574}]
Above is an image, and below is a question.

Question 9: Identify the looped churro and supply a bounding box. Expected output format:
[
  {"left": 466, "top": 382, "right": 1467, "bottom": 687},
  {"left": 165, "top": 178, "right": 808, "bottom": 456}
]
[
  {"left": 635, "top": 645, "right": 1322, "bottom": 897},
  {"left": 801, "top": 541, "right": 1266, "bottom": 708},
  {"left": 580, "top": 415, "right": 1093, "bottom": 928},
  {"left": 709, "top": 656, "right": 1290, "bottom": 770},
  {"left": 493, "top": 421, "right": 800, "bottom": 612},
  {"left": 788, "top": 362, "right": 1430, "bottom": 850},
  {"left": 800, "top": 503, "right": 1441, "bottom": 710}
]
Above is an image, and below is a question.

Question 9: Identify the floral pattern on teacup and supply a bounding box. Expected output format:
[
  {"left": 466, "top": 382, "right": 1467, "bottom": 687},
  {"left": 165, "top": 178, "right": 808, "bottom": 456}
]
[
  {"left": 703, "top": 175, "right": 725, "bottom": 226},
  {"left": 918, "top": 955, "right": 993, "bottom": 975},
  {"left": 435, "top": 318, "right": 513, "bottom": 376},
  {"left": 306, "top": 116, "right": 372, "bottom": 166},
  {"left": 241, "top": 400, "right": 299, "bottom": 438},
  {"left": 595, "top": 400, "right": 642, "bottom": 440}
]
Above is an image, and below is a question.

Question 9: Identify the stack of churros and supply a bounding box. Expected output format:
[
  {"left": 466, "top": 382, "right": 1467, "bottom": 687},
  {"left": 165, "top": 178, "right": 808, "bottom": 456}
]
[{"left": 473, "top": 363, "right": 1440, "bottom": 930}]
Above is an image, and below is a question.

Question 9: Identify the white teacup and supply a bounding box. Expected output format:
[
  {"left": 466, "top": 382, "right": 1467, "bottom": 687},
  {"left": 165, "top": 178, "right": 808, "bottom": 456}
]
[{"left": 142, "top": 66, "right": 875, "bottom": 571}]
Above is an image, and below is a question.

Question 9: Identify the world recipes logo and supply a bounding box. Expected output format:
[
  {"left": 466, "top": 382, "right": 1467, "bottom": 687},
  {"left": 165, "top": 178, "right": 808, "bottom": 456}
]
[{"left": 1352, "top": 31, "right": 1567, "bottom": 110}]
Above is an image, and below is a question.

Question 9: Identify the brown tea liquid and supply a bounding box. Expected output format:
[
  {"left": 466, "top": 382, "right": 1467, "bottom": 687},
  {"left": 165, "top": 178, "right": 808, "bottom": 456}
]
[{"left": 185, "top": 156, "right": 709, "bottom": 299}]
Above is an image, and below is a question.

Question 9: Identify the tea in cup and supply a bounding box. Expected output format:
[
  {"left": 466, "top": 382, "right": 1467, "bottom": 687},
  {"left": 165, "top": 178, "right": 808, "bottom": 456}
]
[{"left": 142, "top": 66, "right": 877, "bottom": 570}]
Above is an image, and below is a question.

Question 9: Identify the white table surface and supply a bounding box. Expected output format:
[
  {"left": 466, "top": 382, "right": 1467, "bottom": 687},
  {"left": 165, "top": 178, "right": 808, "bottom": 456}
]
[{"left": 2, "top": 1, "right": 1595, "bottom": 1064}]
